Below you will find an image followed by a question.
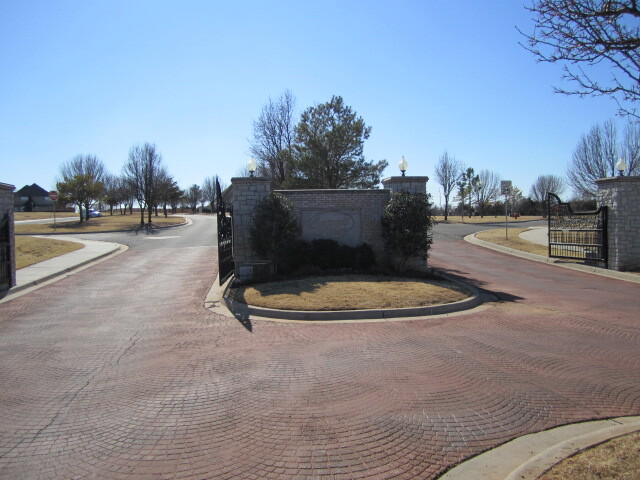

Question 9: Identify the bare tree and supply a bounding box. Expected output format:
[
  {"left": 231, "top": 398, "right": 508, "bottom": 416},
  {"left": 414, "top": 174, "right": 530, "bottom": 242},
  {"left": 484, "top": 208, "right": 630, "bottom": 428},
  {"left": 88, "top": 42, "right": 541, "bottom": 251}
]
[
  {"left": 520, "top": 0, "right": 640, "bottom": 116},
  {"left": 186, "top": 184, "right": 202, "bottom": 214},
  {"left": 530, "top": 174, "right": 567, "bottom": 216},
  {"left": 473, "top": 170, "right": 501, "bottom": 217},
  {"left": 201, "top": 176, "right": 216, "bottom": 212},
  {"left": 103, "top": 173, "right": 123, "bottom": 216},
  {"left": 568, "top": 120, "right": 640, "bottom": 197},
  {"left": 123, "top": 143, "right": 165, "bottom": 226},
  {"left": 249, "top": 90, "right": 297, "bottom": 186},
  {"left": 434, "top": 151, "right": 463, "bottom": 220},
  {"left": 57, "top": 154, "right": 106, "bottom": 222}
]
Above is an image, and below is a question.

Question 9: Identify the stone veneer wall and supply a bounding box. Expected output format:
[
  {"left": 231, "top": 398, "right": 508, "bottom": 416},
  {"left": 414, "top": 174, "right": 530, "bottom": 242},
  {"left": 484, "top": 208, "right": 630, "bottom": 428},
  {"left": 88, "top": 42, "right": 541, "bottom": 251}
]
[
  {"left": 596, "top": 176, "right": 640, "bottom": 271},
  {"left": 277, "top": 189, "right": 391, "bottom": 263},
  {"left": 0, "top": 183, "right": 16, "bottom": 288},
  {"left": 382, "top": 176, "right": 429, "bottom": 194},
  {"left": 230, "top": 176, "right": 430, "bottom": 280}
]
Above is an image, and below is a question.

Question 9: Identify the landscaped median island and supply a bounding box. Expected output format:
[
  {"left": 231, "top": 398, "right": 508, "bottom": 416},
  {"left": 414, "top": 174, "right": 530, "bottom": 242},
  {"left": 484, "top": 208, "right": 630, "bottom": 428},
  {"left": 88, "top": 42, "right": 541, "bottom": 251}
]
[
  {"left": 475, "top": 227, "right": 548, "bottom": 256},
  {"left": 229, "top": 274, "right": 470, "bottom": 311},
  {"left": 15, "top": 214, "right": 186, "bottom": 234}
]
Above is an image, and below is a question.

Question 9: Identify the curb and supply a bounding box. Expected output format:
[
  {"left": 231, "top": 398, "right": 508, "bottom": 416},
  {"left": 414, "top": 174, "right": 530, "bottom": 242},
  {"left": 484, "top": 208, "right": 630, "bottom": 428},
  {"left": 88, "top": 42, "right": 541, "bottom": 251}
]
[
  {"left": 465, "top": 232, "right": 640, "bottom": 285},
  {"left": 205, "top": 273, "right": 486, "bottom": 323},
  {"left": 439, "top": 416, "right": 640, "bottom": 480},
  {"left": 6, "top": 241, "right": 126, "bottom": 296}
]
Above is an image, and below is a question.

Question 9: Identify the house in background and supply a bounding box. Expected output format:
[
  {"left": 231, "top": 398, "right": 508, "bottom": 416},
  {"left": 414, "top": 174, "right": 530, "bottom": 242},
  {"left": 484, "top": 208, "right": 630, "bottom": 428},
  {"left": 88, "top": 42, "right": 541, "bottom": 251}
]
[{"left": 14, "top": 183, "right": 53, "bottom": 212}]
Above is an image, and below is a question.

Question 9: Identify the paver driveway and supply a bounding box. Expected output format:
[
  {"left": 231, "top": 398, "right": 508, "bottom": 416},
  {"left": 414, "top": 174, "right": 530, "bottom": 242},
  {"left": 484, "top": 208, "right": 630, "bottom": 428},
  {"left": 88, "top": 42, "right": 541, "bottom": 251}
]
[{"left": 0, "top": 217, "right": 639, "bottom": 479}]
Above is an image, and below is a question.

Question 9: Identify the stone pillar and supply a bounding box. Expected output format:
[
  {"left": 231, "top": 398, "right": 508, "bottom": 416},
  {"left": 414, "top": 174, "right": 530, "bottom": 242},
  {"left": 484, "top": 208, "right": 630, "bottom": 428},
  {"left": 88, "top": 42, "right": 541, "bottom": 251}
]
[
  {"left": 230, "top": 177, "right": 272, "bottom": 281},
  {"left": 381, "top": 176, "right": 431, "bottom": 272},
  {"left": 0, "top": 182, "right": 16, "bottom": 289},
  {"left": 596, "top": 176, "right": 640, "bottom": 271},
  {"left": 382, "top": 176, "right": 429, "bottom": 194}
]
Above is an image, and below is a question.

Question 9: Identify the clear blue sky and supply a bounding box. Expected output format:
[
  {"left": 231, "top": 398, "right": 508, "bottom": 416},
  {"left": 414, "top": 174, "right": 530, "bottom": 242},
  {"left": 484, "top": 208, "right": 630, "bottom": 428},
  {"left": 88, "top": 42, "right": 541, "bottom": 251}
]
[{"left": 0, "top": 0, "right": 620, "bottom": 204}]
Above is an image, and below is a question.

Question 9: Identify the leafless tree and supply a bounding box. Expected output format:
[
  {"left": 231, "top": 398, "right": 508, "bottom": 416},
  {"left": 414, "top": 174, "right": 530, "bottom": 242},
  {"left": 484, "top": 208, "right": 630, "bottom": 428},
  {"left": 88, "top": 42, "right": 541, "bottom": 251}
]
[
  {"left": 249, "top": 90, "right": 297, "bottom": 186},
  {"left": 201, "top": 176, "right": 216, "bottom": 212},
  {"left": 123, "top": 143, "right": 165, "bottom": 226},
  {"left": 186, "top": 184, "right": 202, "bottom": 214},
  {"left": 473, "top": 170, "right": 501, "bottom": 217},
  {"left": 434, "top": 151, "right": 463, "bottom": 220},
  {"left": 57, "top": 154, "right": 106, "bottom": 221},
  {"left": 568, "top": 119, "right": 640, "bottom": 197},
  {"left": 520, "top": 0, "right": 640, "bottom": 116},
  {"left": 530, "top": 174, "right": 567, "bottom": 215}
]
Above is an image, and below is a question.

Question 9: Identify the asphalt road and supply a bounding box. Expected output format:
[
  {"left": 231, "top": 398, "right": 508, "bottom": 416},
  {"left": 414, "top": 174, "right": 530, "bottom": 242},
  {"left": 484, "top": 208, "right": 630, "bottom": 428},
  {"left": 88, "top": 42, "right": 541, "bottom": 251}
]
[{"left": 0, "top": 214, "right": 637, "bottom": 480}]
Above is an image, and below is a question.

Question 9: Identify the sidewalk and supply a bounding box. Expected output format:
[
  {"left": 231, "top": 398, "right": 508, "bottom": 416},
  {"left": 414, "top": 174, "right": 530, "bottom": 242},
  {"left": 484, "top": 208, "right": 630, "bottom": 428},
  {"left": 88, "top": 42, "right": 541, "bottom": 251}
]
[{"left": 9, "top": 236, "right": 124, "bottom": 295}]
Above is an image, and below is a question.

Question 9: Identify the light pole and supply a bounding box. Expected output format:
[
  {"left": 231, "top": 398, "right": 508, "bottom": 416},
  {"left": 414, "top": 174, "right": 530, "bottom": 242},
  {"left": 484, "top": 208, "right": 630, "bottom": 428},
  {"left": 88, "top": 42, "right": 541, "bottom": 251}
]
[{"left": 615, "top": 158, "right": 627, "bottom": 177}]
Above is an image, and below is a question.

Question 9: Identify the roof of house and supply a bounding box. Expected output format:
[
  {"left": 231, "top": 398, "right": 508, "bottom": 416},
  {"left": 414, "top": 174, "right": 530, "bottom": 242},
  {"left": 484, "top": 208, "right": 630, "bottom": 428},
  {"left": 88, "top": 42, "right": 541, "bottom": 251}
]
[{"left": 16, "top": 183, "right": 49, "bottom": 197}]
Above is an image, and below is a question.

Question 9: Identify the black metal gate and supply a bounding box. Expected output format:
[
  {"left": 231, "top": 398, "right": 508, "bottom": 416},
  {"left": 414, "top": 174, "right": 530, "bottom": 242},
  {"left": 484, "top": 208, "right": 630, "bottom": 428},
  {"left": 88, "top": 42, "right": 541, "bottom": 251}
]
[
  {"left": 216, "top": 178, "right": 234, "bottom": 285},
  {"left": 1, "top": 213, "right": 12, "bottom": 289},
  {"left": 548, "top": 193, "right": 608, "bottom": 267}
]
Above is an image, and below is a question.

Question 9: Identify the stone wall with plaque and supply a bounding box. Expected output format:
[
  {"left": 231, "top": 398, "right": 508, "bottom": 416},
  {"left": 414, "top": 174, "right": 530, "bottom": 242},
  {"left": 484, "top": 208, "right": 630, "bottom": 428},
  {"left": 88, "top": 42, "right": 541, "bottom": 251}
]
[{"left": 229, "top": 176, "right": 430, "bottom": 281}]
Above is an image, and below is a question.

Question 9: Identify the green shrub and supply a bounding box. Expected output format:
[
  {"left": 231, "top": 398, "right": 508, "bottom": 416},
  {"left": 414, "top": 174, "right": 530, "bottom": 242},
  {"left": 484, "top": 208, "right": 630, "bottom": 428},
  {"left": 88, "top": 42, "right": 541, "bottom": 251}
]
[
  {"left": 381, "top": 191, "right": 434, "bottom": 271},
  {"left": 275, "top": 238, "right": 376, "bottom": 274},
  {"left": 249, "top": 193, "right": 300, "bottom": 265}
]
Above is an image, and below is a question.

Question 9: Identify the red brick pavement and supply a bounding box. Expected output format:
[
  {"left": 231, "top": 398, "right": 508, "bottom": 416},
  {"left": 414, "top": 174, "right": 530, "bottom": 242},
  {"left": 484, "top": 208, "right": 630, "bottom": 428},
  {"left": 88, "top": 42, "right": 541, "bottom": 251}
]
[{"left": 0, "top": 241, "right": 639, "bottom": 479}]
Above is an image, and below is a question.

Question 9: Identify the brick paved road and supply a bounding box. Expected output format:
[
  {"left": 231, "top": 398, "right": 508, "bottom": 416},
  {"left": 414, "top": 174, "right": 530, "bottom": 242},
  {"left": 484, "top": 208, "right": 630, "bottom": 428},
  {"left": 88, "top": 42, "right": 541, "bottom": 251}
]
[{"left": 0, "top": 218, "right": 638, "bottom": 479}]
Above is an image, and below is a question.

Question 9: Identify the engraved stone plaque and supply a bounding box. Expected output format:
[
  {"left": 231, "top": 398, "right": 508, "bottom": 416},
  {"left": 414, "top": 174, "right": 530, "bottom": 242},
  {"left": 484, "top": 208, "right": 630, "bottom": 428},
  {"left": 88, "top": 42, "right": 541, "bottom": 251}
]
[{"left": 300, "top": 209, "right": 361, "bottom": 246}]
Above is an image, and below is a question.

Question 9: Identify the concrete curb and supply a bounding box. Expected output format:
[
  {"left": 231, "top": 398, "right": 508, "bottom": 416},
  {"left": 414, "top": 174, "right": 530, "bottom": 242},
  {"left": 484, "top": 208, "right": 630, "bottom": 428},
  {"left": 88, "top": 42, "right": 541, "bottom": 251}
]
[
  {"left": 205, "top": 273, "right": 486, "bottom": 323},
  {"left": 7, "top": 238, "right": 126, "bottom": 296},
  {"left": 439, "top": 416, "right": 640, "bottom": 480},
  {"left": 465, "top": 232, "right": 640, "bottom": 284}
]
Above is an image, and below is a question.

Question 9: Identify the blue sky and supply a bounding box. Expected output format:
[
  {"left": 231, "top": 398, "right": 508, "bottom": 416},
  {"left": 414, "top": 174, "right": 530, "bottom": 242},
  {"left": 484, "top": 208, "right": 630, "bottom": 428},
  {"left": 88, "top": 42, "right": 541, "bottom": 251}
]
[{"left": 0, "top": 0, "right": 621, "bottom": 204}]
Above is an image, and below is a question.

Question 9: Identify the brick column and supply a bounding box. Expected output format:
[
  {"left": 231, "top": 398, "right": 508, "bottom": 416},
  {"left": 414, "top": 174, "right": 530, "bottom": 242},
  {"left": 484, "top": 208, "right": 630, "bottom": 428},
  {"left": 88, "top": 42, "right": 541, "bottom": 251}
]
[
  {"left": 0, "top": 182, "right": 16, "bottom": 289},
  {"left": 230, "top": 177, "right": 272, "bottom": 281},
  {"left": 596, "top": 176, "right": 640, "bottom": 271},
  {"left": 382, "top": 176, "right": 429, "bottom": 194},
  {"left": 381, "top": 176, "right": 431, "bottom": 271}
]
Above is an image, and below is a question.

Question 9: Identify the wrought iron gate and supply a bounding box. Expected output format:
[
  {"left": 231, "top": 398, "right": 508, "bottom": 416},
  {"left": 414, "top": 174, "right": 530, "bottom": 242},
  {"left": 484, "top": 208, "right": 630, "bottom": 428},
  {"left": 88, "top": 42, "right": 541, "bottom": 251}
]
[
  {"left": 1, "top": 213, "right": 12, "bottom": 289},
  {"left": 547, "top": 193, "right": 608, "bottom": 267},
  {"left": 216, "top": 178, "right": 234, "bottom": 285}
]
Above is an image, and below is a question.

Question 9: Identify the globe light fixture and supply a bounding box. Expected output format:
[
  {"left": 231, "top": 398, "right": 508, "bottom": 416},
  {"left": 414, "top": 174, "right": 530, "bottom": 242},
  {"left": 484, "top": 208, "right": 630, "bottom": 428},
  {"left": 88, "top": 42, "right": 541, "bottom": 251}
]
[
  {"left": 247, "top": 157, "right": 258, "bottom": 177},
  {"left": 399, "top": 156, "right": 408, "bottom": 176},
  {"left": 615, "top": 158, "right": 627, "bottom": 177}
]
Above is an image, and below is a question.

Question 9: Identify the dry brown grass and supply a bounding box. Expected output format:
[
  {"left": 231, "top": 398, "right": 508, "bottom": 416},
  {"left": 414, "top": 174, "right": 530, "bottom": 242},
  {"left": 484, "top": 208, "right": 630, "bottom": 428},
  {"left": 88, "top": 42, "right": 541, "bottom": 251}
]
[
  {"left": 434, "top": 215, "right": 543, "bottom": 224},
  {"left": 14, "top": 212, "right": 77, "bottom": 221},
  {"left": 538, "top": 431, "right": 640, "bottom": 480},
  {"left": 16, "top": 236, "right": 84, "bottom": 269},
  {"left": 475, "top": 228, "right": 549, "bottom": 256},
  {"left": 232, "top": 274, "right": 470, "bottom": 311},
  {"left": 15, "top": 214, "right": 185, "bottom": 234}
]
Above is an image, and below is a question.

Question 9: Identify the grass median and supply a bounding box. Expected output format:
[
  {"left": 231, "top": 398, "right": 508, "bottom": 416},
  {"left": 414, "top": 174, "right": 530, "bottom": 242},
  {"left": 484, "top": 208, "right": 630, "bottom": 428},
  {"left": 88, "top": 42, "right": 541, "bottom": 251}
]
[
  {"left": 539, "top": 431, "right": 640, "bottom": 480},
  {"left": 16, "top": 236, "right": 84, "bottom": 269},
  {"left": 232, "top": 274, "right": 470, "bottom": 311},
  {"left": 475, "top": 227, "right": 548, "bottom": 256},
  {"left": 15, "top": 214, "right": 185, "bottom": 234},
  {"left": 434, "top": 215, "right": 542, "bottom": 224}
]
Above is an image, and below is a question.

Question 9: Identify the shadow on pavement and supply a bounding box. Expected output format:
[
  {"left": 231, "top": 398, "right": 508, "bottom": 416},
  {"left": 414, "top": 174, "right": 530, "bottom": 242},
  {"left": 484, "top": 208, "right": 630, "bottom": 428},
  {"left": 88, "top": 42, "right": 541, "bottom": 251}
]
[{"left": 435, "top": 267, "right": 525, "bottom": 303}]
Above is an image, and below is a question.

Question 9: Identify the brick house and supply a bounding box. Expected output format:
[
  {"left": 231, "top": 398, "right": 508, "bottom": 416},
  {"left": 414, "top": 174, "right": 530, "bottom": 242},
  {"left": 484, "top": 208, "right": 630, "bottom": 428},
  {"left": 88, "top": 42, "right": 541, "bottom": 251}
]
[{"left": 14, "top": 183, "right": 53, "bottom": 212}]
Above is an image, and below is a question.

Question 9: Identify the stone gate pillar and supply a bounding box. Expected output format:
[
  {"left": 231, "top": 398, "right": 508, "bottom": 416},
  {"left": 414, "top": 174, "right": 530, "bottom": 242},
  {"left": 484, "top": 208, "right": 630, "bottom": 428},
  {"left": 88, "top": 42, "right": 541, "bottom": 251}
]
[
  {"left": 382, "top": 176, "right": 429, "bottom": 195},
  {"left": 596, "top": 176, "right": 640, "bottom": 271},
  {"left": 230, "top": 177, "right": 272, "bottom": 281},
  {"left": 381, "top": 176, "right": 430, "bottom": 271},
  {"left": 0, "top": 182, "right": 16, "bottom": 289}
]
